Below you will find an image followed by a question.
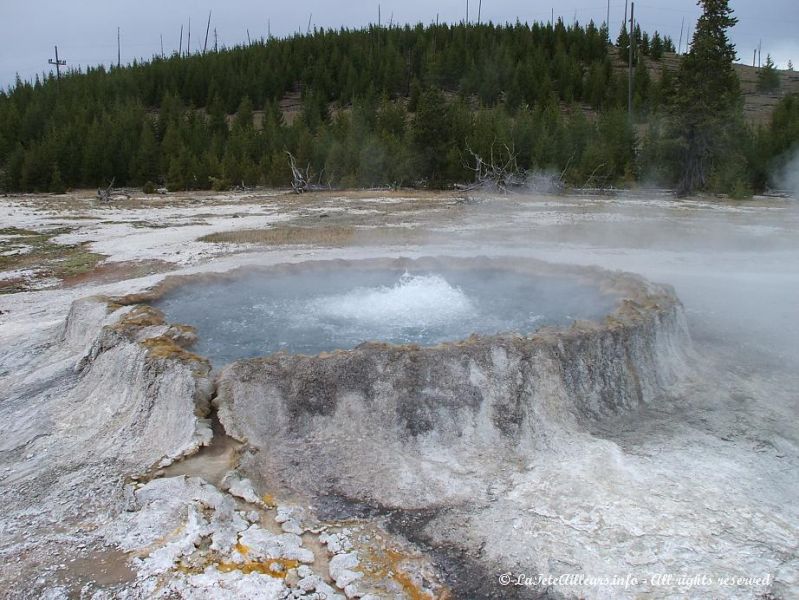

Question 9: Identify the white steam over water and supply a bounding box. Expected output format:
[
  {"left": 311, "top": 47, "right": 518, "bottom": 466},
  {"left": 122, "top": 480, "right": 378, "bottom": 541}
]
[
  {"left": 308, "top": 273, "right": 476, "bottom": 329},
  {"left": 776, "top": 149, "right": 799, "bottom": 198}
]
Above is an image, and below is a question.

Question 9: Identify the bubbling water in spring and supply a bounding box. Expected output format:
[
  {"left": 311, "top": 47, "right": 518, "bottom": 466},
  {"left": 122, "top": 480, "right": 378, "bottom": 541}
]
[{"left": 155, "top": 262, "right": 620, "bottom": 365}]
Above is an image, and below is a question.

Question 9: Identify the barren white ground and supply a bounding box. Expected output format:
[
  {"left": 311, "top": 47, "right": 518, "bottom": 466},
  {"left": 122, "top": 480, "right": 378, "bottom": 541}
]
[{"left": 0, "top": 190, "right": 797, "bottom": 599}]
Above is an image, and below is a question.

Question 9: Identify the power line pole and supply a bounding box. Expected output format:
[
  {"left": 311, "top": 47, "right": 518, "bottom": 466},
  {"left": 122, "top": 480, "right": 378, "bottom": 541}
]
[
  {"left": 48, "top": 45, "right": 66, "bottom": 81},
  {"left": 623, "top": 0, "right": 628, "bottom": 30},
  {"left": 466, "top": 0, "right": 469, "bottom": 24},
  {"left": 179, "top": 24, "right": 183, "bottom": 57},
  {"left": 678, "top": 17, "right": 684, "bottom": 54},
  {"left": 628, "top": 2, "right": 635, "bottom": 121},
  {"left": 477, "top": 0, "right": 482, "bottom": 25},
  {"left": 606, "top": 0, "right": 610, "bottom": 33},
  {"left": 203, "top": 11, "right": 212, "bottom": 53},
  {"left": 160, "top": 34, "right": 165, "bottom": 58},
  {"left": 117, "top": 27, "right": 121, "bottom": 68},
  {"left": 214, "top": 28, "right": 218, "bottom": 52}
]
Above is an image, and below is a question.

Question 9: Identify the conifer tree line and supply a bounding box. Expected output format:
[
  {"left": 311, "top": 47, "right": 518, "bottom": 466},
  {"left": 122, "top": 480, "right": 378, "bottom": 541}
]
[{"left": 0, "top": 14, "right": 795, "bottom": 195}]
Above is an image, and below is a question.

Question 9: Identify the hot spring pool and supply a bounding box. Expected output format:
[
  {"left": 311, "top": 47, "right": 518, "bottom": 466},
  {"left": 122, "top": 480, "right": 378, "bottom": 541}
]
[{"left": 154, "top": 260, "right": 621, "bottom": 365}]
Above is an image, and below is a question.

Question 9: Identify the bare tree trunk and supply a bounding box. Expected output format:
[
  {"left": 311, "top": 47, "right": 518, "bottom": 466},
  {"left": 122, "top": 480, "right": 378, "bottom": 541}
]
[
  {"left": 677, "top": 126, "right": 708, "bottom": 197},
  {"left": 286, "top": 152, "right": 310, "bottom": 194}
]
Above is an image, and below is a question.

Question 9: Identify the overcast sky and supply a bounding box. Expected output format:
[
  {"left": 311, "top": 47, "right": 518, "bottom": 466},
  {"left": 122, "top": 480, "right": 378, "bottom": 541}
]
[{"left": 1, "top": 1, "right": 797, "bottom": 89}]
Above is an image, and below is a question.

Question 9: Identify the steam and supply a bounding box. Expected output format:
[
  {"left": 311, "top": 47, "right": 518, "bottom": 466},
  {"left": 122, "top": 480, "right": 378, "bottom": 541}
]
[{"left": 774, "top": 148, "right": 799, "bottom": 198}]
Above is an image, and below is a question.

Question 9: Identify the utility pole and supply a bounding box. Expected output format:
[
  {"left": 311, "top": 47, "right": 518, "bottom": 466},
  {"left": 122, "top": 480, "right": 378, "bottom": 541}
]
[
  {"left": 203, "top": 11, "right": 212, "bottom": 54},
  {"left": 267, "top": 19, "right": 271, "bottom": 39},
  {"left": 214, "top": 28, "right": 218, "bottom": 52},
  {"left": 160, "top": 34, "right": 165, "bottom": 59},
  {"left": 48, "top": 45, "right": 66, "bottom": 81},
  {"left": 477, "top": 0, "right": 482, "bottom": 25},
  {"left": 623, "top": 0, "right": 628, "bottom": 31},
  {"left": 179, "top": 25, "right": 183, "bottom": 57},
  {"left": 606, "top": 0, "right": 610, "bottom": 34},
  {"left": 678, "top": 17, "right": 684, "bottom": 54},
  {"left": 187, "top": 17, "right": 191, "bottom": 55},
  {"left": 117, "top": 27, "right": 121, "bottom": 68},
  {"left": 628, "top": 2, "right": 635, "bottom": 121},
  {"left": 466, "top": 0, "right": 469, "bottom": 24}
]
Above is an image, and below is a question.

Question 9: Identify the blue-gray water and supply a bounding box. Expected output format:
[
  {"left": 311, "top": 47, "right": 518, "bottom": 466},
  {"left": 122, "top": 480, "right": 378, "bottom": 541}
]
[{"left": 154, "top": 266, "right": 618, "bottom": 365}]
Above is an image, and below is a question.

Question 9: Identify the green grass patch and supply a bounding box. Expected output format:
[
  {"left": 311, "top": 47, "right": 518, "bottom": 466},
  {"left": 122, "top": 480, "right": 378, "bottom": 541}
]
[{"left": 0, "top": 226, "right": 106, "bottom": 293}]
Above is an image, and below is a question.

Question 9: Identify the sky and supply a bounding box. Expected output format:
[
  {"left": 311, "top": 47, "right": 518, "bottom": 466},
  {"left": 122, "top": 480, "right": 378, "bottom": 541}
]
[{"left": 1, "top": 0, "right": 797, "bottom": 89}]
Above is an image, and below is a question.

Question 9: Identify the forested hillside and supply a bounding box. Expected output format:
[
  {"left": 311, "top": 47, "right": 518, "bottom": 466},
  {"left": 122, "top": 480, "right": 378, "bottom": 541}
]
[{"left": 0, "top": 19, "right": 795, "bottom": 194}]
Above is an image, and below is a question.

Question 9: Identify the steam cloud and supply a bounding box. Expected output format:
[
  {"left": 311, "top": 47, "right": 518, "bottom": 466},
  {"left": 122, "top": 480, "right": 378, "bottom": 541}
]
[{"left": 775, "top": 148, "right": 799, "bottom": 198}]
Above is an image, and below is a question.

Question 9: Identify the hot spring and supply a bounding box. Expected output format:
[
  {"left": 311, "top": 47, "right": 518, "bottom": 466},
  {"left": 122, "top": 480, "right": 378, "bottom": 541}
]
[
  {"left": 100, "top": 255, "right": 690, "bottom": 510},
  {"left": 153, "top": 258, "right": 621, "bottom": 365}
]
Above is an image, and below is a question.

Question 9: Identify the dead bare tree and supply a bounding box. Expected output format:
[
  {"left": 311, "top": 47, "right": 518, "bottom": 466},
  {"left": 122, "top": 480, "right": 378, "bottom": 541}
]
[
  {"left": 285, "top": 151, "right": 329, "bottom": 193},
  {"left": 462, "top": 142, "right": 527, "bottom": 192},
  {"left": 286, "top": 151, "right": 310, "bottom": 194},
  {"left": 97, "top": 178, "right": 114, "bottom": 202},
  {"left": 96, "top": 178, "right": 130, "bottom": 202},
  {"left": 459, "top": 142, "right": 570, "bottom": 195}
]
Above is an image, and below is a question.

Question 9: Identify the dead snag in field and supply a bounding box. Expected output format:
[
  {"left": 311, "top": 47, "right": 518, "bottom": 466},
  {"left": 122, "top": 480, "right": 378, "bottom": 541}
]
[
  {"left": 463, "top": 143, "right": 527, "bottom": 192},
  {"left": 286, "top": 151, "right": 310, "bottom": 194},
  {"left": 96, "top": 179, "right": 130, "bottom": 202}
]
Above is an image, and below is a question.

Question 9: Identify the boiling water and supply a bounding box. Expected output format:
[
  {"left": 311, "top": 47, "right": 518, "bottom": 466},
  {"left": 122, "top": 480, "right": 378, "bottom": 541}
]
[{"left": 155, "top": 265, "right": 618, "bottom": 365}]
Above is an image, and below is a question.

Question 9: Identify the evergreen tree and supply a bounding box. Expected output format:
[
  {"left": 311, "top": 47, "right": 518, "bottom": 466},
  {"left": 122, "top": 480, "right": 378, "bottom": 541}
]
[
  {"left": 616, "top": 24, "right": 630, "bottom": 63},
  {"left": 49, "top": 163, "right": 66, "bottom": 194},
  {"left": 412, "top": 89, "right": 452, "bottom": 186},
  {"left": 757, "top": 54, "right": 781, "bottom": 92},
  {"left": 650, "top": 32, "right": 664, "bottom": 60},
  {"left": 673, "top": 0, "right": 741, "bottom": 195}
]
